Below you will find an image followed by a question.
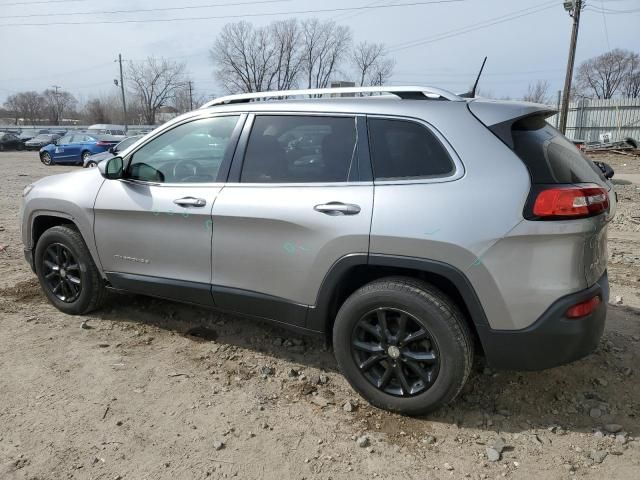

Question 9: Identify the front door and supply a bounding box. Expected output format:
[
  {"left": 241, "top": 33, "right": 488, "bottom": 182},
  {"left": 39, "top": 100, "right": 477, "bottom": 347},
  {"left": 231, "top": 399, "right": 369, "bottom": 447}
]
[
  {"left": 211, "top": 114, "right": 373, "bottom": 325},
  {"left": 93, "top": 114, "right": 244, "bottom": 305}
]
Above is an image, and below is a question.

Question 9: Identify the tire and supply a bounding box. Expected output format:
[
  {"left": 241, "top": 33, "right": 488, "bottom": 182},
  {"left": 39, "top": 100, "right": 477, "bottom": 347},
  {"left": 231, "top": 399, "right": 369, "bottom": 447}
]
[
  {"left": 332, "top": 277, "right": 473, "bottom": 416},
  {"left": 86, "top": 160, "right": 98, "bottom": 168},
  {"left": 35, "top": 225, "right": 106, "bottom": 315},
  {"left": 81, "top": 151, "right": 91, "bottom": 163},
  {"left": 41, "top": 152, "right": 52, "bottom": 165},
  {"left": 0, "top": 144, "right": 4, "bottom": 152}
]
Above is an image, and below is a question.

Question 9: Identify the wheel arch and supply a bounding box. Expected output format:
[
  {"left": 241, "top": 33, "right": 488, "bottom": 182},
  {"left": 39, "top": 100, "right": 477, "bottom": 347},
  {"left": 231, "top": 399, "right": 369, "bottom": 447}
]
[
  {"left": 29, "top": 213, "right": 104, "bottom": 279},
  {"left": 308, "top": 254, "right": 489, "bottom": 353}
]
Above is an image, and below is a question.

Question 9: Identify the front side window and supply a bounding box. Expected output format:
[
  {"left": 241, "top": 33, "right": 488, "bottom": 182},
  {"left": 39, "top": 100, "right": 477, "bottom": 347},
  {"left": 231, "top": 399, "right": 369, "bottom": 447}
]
[
  {"left": 241, "top": 115, "right": 356, "bottom": 183},
  {"left": 58, "top": 135, "right": 72, "bottom": 144},
  {"left": 127, "top": 115, "right": 240, "bottom": 183},
  {"left": 368, "top": 118, "right": 454, "bottom": 180}
]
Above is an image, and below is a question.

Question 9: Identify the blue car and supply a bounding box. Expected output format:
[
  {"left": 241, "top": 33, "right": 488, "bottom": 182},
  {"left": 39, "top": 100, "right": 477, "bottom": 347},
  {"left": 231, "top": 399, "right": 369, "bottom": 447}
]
[{"left": 39, "top": 133, "right": 120, "bottom": 165}]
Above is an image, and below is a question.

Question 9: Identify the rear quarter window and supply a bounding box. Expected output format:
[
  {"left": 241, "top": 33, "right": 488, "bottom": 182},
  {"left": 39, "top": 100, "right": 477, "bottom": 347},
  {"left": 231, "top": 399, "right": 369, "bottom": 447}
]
[
  {"left": 511, "top": 116, "right": 604, "bottom": 184},
  {"left": 368, "top": 118, "right": 454, "bottom": 180}
]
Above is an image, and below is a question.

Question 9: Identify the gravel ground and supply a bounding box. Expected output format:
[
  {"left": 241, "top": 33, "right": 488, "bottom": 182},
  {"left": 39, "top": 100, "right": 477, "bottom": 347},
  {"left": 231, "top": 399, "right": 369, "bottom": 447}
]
[{"left": 1, "top": 151, "right": 639, "bottom": 480}]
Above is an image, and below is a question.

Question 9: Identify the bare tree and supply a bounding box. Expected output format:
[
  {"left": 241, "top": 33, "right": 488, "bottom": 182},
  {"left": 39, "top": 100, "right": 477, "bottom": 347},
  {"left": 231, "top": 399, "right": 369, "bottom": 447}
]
[
  {"left": 350, "top": 41, "right": 395, "bottom": 87},
  {"left": 42, "top": 89, "right": 76, "bottom": 125},
  {"left": 622, "top": 51, "right": 640, "bottom": 98},
  {"left": 83, "top": 98, "right": 111, "bottom": 124},
  {"left": 576, "top": 49, "right": 631, "bottom": 99},
  {"left": 368, "top": 58, "right": 395, "bottom": 86},
  {"left": 3, "top": 91, "right": 46, "bottom": 125},
  {"left": 127, "top": 57, "right": 186, "bottom": 124},
  {"left": 211, "top": 21, "right": 276, "bottom": 93},
  {"left": 523, "top": 80, "right": 551, "bottom": 104},
  {"left": 3, "top": 94, "right": 21, "bottom": 125},
  {"left": 211, "top": 20, "right": 305, "bottom": 94},
  {"left": 301, "top": 19, "right": 352, "bottom": 89},
  {"left": 270, "top": 19, "right": 304, "bottom": 90}
]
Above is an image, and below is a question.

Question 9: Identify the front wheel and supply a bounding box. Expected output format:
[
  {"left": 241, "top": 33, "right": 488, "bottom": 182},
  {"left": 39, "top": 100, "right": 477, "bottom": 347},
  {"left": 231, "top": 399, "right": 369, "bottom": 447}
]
[
  {"left": 35, "top": 225, "right": 106, "bottom": 315},
  {"left": 333, "top": 277, "right": 474, "bottom": 416},
  {"left": 41, "top": 152, "right": 52, "bottom": 165}
]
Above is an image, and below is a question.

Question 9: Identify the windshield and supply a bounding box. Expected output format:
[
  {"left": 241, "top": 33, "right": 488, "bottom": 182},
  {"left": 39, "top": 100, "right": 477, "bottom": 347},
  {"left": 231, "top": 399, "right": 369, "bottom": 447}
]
[{"left": 32, "top": 134, "right": 52, "bottom": 141}]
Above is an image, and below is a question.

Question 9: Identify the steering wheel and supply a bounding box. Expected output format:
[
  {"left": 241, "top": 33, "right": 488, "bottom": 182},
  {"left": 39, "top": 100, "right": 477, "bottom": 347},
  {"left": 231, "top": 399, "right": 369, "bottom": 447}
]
[{"left": 173, "top": 159, "right": 200, "bottom": 180}]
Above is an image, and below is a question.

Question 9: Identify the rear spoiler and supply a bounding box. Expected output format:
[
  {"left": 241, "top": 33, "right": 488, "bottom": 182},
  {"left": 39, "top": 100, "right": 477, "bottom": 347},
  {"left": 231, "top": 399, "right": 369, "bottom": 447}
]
[{"left": 467, "top": 99, "right": 556, "bottom": 149}]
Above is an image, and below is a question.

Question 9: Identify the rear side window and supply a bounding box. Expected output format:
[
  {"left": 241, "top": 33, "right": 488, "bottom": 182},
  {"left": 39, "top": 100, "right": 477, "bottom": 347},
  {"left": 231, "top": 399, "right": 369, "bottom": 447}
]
[
  {"left": 241, "top": 115, "right": 356, "bottom": 183},
  {"left": 511, "top": 116, "right": 603, "bottom": 184},
  {"left": 368, "top": 118, "right": 454, "bottom": 180}
]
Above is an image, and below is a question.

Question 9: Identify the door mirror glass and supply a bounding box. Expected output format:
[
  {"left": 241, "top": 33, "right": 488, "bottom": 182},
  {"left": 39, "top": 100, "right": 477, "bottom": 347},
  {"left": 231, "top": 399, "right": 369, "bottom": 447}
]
[{"left": 99, "top": 156, "right": 123, "bottom": 179}]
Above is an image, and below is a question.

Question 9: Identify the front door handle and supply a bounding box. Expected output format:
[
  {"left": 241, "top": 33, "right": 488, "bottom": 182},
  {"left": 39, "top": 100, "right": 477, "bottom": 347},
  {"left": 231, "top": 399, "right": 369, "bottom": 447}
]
[
  {"left": 173, "top": 197, "right": 206, "bottom": 207},
  {"left": 314, "top": 202, "right": 361, "bottom": 216}
]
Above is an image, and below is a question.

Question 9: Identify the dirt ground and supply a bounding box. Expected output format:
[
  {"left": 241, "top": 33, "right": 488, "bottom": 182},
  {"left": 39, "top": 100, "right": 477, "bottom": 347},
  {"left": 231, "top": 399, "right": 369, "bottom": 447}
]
[{"left": 1, "top": 151, "right": 639, "bottom": 480}]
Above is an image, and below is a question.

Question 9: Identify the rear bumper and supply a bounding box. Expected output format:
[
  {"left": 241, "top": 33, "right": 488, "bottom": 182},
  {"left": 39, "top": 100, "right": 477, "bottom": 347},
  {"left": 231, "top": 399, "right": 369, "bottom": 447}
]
[{"left": 478, "top": 271, "right": 609, "bottom": 370}]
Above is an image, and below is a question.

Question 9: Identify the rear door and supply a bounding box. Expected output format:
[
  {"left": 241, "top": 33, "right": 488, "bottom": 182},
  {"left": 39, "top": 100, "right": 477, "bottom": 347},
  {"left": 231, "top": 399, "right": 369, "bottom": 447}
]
[{"left": 210, "top": 113, "right": 373, "bottom": 326}]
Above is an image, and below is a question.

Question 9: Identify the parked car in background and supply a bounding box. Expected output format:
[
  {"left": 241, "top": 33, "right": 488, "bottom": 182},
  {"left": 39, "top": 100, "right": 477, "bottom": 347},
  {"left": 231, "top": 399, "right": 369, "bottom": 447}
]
[
  {"left": 25, "top": 133, "right": 61, "bottom": 150},
  {"left": 86, "top": 124, "right": 126, "bottom": 136},
  {"left": 18, "top": 128, "right": 49, "bottom": 142},
  {"left": 83, "top": 135, "right": 143, "bottom": 167},
  {"left": 39, "top": 133, "right": 120, "bottom": 165},
  {"left": 0, "top": 132, "right": 25, "bottom": 151}
]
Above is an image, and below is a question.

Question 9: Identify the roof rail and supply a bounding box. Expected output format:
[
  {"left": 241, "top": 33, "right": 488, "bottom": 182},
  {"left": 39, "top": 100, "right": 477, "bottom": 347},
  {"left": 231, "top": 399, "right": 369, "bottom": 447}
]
[{"left": 201, "top": 85, "right": 463, "bottom": 108}]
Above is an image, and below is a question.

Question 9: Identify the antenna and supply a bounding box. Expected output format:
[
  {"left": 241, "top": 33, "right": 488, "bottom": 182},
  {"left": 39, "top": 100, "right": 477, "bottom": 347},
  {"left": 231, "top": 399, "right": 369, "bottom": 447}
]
[{"left": 460, "top": 57, "right": 487, "bottom": 98}]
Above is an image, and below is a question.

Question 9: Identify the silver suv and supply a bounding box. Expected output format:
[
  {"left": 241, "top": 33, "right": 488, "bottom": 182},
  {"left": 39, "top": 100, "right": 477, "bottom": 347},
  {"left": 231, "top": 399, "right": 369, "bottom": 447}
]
[{"left": 20, "top": 86, "right": 615, "bottom": 415}]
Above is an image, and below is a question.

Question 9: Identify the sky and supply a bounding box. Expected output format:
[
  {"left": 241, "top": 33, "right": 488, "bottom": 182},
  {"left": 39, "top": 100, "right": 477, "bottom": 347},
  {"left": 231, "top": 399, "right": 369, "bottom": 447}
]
[{"left": 0, "top": 0, "right": 639, "bottom": 106}]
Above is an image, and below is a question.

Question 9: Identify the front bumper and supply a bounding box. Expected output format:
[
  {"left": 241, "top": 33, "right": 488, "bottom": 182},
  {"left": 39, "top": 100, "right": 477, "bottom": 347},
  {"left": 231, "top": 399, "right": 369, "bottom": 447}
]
[{"left": 478, "top": 271, "right": 609, "bottom": 370}]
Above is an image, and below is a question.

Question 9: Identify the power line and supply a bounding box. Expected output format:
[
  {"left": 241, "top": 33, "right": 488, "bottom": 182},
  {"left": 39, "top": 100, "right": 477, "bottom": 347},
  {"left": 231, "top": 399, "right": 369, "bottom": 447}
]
[
  {"left": 1, "top": 0, "right": 468, "bottom": 26},
  {"left": 388, "top": 1, "right": 557, "bottom": 53},
  {"left": 599, "top": 1, "right": 611, "bottom": 50},
  {"left": 2, "top": 0, "right": 292, "bottom": 19},
  {"left": 0, "top": 0, "right": 88, "bottom": 6}
]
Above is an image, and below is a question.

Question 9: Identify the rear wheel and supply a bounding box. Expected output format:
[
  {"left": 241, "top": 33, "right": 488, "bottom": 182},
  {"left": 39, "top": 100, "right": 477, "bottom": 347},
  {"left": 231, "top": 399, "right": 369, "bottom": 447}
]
[
  {"left": 41, "top": 152, "right": 52, "bottom": 165},
  {"left": 86, "top": 160, "right": 98, "bottom": 168},
  {"left": 81, "top": 150, "right": 91, "bottom": 163},
  {"left": 333, "top": 277, "right": 473, "bottom": 416},
  {"left": 35, "top": 225, "right": 106, "bottom": 315}
]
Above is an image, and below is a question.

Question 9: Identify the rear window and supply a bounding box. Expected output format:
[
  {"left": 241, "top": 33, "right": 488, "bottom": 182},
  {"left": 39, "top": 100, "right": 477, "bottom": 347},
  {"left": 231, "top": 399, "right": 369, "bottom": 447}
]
[
  {"left": 368, "top": 118, "right": 454, "bottom": 180},
  {"left": 511, "top": 116, "right": 604, "bottom": 184}
]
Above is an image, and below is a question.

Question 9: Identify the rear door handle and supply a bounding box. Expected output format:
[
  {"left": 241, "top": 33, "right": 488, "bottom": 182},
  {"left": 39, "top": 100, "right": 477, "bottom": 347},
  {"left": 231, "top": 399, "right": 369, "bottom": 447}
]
[
  {"left": 314, "top": 202, "right": 361, "bottom": 216},
  {"left": 173, "top": 197, "right": 206, "bottom": 207}
]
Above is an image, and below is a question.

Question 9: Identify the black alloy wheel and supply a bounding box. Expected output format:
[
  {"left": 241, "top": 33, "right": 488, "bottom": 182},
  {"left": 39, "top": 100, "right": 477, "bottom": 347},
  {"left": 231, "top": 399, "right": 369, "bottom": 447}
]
[
  {"left": 351, "top": 307, "right": 440, "bottom": 397},
  {"left": 41, "top": 242, "right": 82, "bottom": 303}
]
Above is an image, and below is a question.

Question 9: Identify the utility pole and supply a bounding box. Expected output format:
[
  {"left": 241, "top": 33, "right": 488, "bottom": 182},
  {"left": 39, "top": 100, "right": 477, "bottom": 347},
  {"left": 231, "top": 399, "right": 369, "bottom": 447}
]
[
  {"left": 559, "top": 0, "right": 583, "bottom": 135},
  {"left": 556, "top": 90, "right": 561, "bottom": 128},
  {"left": 115, "top": 54, "right": 128, "bottom": 133},
  {"left": 188, "top": 81, "right": 193, "bottom": 110}
]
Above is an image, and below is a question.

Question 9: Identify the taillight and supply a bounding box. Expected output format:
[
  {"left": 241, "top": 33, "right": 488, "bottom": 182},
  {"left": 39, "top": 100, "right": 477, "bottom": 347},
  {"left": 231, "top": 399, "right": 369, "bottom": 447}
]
[
  {"left": 95, "top": 141, "right": 111, "bottom": 146},
  {"left": 566, "top": 295, "right": 601, "bottom": 319},
  {"left": 531, "top": 185, "right": 609, "bottom": 219}
]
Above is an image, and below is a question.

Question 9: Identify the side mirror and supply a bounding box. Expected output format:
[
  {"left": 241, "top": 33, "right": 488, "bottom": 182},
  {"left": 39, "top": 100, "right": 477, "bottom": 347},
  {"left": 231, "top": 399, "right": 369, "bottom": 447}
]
[{"left": 99, "top": 156, "right": 124, "bottom": 179}]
